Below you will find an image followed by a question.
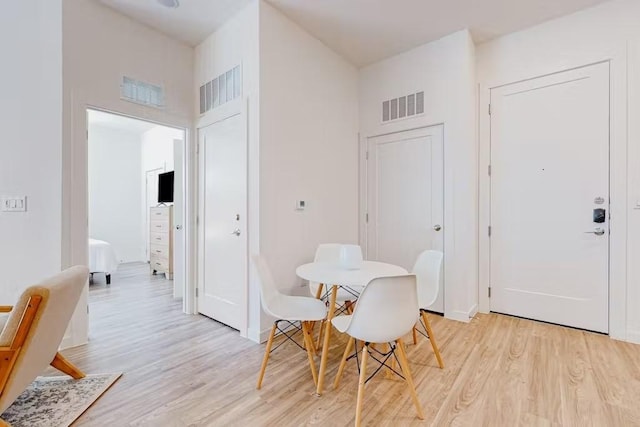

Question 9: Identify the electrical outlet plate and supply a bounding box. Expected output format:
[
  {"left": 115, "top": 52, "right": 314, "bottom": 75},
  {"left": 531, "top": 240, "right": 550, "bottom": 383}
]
[{"left": 1, "top": 196, "right": 27, "bottom": 212}]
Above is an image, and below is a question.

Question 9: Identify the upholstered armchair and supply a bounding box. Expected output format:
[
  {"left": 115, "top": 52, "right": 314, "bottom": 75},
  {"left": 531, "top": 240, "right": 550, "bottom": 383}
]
[{"left": 0, "top": 266, "right": 89, "bottom": 419}]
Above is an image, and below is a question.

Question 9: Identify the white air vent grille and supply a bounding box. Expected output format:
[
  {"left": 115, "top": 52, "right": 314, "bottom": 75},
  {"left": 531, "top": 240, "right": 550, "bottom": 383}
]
[
  {"left": 382, "top": 91, "right": 424, "bottom": 123},
  {"left": 121, "top": 77, "right": 165, "bottom": 109},
  {"left": 199, "top": 65, "right": 242, "bottom": 115}
]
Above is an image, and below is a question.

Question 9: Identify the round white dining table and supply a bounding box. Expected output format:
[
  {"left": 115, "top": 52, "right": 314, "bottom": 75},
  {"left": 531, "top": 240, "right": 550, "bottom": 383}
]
[
  {"left": 295, "top": 261, "right": 408, "bottom": 288},
  {"left": 295, "top": 260, "right": 409, "bottom": 396}
]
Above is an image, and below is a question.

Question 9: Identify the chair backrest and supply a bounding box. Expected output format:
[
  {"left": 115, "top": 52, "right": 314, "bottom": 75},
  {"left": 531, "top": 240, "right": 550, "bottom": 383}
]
[
  {"left": 412, "top": 250, "right": 443, "bottom": 309},
  {"left": 252, "top": 255, "right": 284, "bottom": 318},
  {"left": 0, "top": 266, "right": 89, "bottom": 413},
  {"left": 314, "top": 243, "right": 343, "bottom": 264},
  {"left": 308, "top": 244, "right": 344, "bottom": 296},
  {"left": 345, "top": 275, "right": 419, "bottom": 344}
]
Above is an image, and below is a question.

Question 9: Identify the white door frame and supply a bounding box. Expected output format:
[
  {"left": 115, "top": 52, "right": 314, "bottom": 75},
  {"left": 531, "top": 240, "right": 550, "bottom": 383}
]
[
  {"left": 66, "top": 105, "right": 194, "bottom": 347},
  {"left": 360, "top": 123, "right": 452, "bottom": 318},
  {"left": 478, "top": 59, "right": 629, "bottom": 340},
  {"left": 196, "top": 98, "right": 249, "bottom": 338}
]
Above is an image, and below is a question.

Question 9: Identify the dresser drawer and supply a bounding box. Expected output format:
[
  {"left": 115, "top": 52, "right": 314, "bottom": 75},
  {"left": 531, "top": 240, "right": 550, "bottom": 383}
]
[
  {"left": 150, "top": 220, "right": 170, "bottom": 233},
  {"left": 150, "top": 232, "right": 170, "bottom": 245},
  {"left": 150, "top": 207, "right": 170, "bottom": 220},
  {"left": 150, "top": 244, "right": 170, "bottom": 259},
  {"left": 150, "top": 255, "right": 170, "bottom": 272}
]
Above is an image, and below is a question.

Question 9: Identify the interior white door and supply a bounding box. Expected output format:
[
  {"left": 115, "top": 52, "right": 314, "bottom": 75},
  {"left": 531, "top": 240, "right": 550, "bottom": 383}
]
[
  {"left": 199, "top": 113, "right": 247, "bottom": 331},
  {"left": 366, "top": 125, "right": 444, "bottom": 312},
  {"left": 144, "top": 168, "right": 164, "bottom": 262},
  {"left": 490, "top": 62, "right": 610, "bottom": 333},
  {"left": 173, "top": 138, "right": 185, "bottom": 299}
]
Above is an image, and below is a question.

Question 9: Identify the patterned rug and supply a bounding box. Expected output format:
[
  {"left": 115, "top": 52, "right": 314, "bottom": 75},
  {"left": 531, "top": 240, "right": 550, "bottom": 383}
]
[{"left": 1, "top": 373, "right": 122, "bottom": 427}]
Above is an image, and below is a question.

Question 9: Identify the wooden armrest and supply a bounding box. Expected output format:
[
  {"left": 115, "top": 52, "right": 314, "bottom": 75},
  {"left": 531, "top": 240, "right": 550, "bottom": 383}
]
[{"left": 0, "top": 306, "right": 12, "bottom": 313}]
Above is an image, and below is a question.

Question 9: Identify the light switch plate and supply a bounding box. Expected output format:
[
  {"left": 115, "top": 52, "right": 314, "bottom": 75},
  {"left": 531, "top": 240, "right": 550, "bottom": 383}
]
[{"left": 1, "top": 196, "right": 27, "bottom": 212}]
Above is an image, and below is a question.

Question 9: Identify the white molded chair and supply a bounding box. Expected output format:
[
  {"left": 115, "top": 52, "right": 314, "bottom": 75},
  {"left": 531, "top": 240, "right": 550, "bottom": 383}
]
[
  {"left": 308, "top": 244, "right": 363, "bottom": 304},
  {"left": 331, "top": 275, "right": 424, "bottom": 426},
  {"left": 411, "top": 250, "right": 445, "bottom": 368},
  {"left": 309, "top": 244, "right": 364, "bottom": 349},
  {"left": 252, "top": 255, "right": 327, "bottom": 390}
]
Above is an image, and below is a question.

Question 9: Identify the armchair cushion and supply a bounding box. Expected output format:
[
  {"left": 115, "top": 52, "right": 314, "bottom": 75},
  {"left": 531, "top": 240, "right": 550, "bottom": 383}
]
[
  {"left": 0, "top": 266, "right": 88, "bottom": 414},
  {"left": 0, "top": 313, "right": 8, "bottom": 334}
]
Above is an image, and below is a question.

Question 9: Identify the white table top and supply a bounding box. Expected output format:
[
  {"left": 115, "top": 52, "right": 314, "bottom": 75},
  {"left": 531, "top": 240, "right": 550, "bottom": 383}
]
[{"left": 296, "top": 261, "right": 409, "bottom": 288}]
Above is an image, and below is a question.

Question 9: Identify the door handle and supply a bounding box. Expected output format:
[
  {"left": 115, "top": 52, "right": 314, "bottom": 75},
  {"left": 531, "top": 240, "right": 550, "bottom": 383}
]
[
  {"left": 585, "top": 227, "right": 606, "bottom": 236},
  {"left": 176, "top": 225, "right": 182, "bottom": 230},
  {"left": 433, "top": 224, "right": 442, "bottom": 231},
  {"left": 231, "top": 229, "right": 241, "bottom": 236}
]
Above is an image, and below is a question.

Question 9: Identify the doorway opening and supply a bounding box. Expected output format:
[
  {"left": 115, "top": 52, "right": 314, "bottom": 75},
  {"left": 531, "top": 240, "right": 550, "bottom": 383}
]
[{"left": 87, "top": 108, "right": 188, "bottom": 336}]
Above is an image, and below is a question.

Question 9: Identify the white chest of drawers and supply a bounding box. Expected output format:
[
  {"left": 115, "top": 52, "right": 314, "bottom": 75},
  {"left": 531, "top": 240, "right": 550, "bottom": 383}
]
[{"left": 150, "top": 206, "right": 173, "bottom": 279}]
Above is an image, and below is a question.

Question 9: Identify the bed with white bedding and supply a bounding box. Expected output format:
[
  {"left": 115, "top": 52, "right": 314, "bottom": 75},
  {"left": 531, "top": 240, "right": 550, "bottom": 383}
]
[{"left": 89, "top": 238, "right": 118, "bottom": 285}]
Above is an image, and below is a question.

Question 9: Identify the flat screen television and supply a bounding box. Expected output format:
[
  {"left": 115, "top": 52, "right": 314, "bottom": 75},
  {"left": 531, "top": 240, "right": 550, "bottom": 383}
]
[{"left": 158, "top": 171, "right": 174, "bottom": 203}]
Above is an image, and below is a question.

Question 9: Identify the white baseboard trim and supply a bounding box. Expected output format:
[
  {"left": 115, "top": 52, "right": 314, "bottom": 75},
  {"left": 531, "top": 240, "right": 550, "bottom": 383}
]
[
  {"left": 468, "top": 304, "right": 479, "bottom": 319},
  {"left": 626, "top": 330, "right": 640, "bottom": 344},
  {"left": 446, "top": 305, "right": 478, "bottom": 323},
  {"left": 247, "top": 327, "right": 266, "bottom": 344},
  {"left": 446, "top": 310, "right": 472, "bottom": 323}
]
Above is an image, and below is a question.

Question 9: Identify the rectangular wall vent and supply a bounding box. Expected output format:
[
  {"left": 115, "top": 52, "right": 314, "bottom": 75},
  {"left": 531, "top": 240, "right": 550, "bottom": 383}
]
[
  {"left": 381, "top": 91, "right": 424, "bottom": 123},
  {"left": 199, "top": 65, "right": 242, "bottom": 115},
  {"left": 121, "top": 76, "right": 165, "bottom": 109}
]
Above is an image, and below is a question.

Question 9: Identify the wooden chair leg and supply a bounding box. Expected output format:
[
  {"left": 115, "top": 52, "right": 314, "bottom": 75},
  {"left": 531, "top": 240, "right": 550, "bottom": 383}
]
[
  {"left": 302, "top": 322, "right": 319, "bottom": 386},
  {"left": 345, "top": 300, "right": 354, "bottom": 314},
  {"left": 420, "top": 310, "right": 444, "bottom": 369},
  {"left": 412, "top": 325, "right": 418, "bottom": 345},
  {"left": 334, "top": 337, "right": 355, "bottom": 390},
  {"left": 355, "top": 344, "right": 369, "bottom": 427},
  {"left": 396, "top": 339, "right": 425, "bottom": 420},
  {"left": 50, "top": 352, "right": 85, "bottom": 379},
  {"left": 315, "top": 319, "right": 325, "bottom": 351},
  {"left": 256, "top": 323, "right": 277, "bottom": 389}
]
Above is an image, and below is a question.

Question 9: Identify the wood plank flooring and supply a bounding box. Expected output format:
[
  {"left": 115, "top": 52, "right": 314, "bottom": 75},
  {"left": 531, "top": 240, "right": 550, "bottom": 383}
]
[{"left": 58, "top": 263, "right": 640, "bottom": 426}]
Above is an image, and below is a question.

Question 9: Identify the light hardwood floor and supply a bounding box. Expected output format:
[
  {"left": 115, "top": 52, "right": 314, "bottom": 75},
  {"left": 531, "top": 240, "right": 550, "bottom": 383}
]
[{"left": 60, "top": 263, "right": 640, "bottom": 426}]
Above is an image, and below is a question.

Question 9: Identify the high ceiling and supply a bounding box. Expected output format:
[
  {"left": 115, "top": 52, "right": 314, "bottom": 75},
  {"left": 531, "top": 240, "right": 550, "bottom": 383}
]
[
  {"left": 98, "top": 0, "right": 610, "bottom": 66},
  {"left": 98, "top": 0, "right": 252, "bottom": 46}
]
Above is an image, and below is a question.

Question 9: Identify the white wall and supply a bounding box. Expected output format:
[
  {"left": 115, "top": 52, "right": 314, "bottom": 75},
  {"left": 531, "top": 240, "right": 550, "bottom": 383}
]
[
  {"left": 142, "top": 127, "right": 181, "bottom": 174},
  {"left": 476, "top": 0, "right": 640, "bottom": 342},
  {"left": 0, "top": 1, "right": 63, "bottom": 302},
  {"left": 88, "top": 125, "right": 144, "bottom": 263},
  {"left": 63, "top": 0, "right": 194, "bottom": 346},
  {"left": 195, "top": 1, "right": 260, "bottom": 340},
  {"left": 258, "top": 1, "right": 360, "bottom": 337},
  {"left": 259, "top": 3, "right": 360, "bottom": 285},
  {"left": 359, "top": 30, "right": 478, "bottom": 322},
  {"left": 194, "top": 0, "right": 359, "bottom": 341}
]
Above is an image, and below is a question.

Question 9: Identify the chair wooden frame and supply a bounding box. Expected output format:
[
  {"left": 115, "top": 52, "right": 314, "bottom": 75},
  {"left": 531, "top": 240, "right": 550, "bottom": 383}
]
[
  {"left": 412, "top": 309, "right": 444, "bottom": 368},
  {"left": 0, "top": 298, "right": 85, "bottom": 398}
]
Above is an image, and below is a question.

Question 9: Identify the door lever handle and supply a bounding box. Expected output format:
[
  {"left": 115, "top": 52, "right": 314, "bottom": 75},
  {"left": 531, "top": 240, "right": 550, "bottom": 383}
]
[
  {"left": 585, "top": 228, "right": 606, "bottom": 236},
  {"left": 231, "top": 229, "right": 241, "bottom": 236}
]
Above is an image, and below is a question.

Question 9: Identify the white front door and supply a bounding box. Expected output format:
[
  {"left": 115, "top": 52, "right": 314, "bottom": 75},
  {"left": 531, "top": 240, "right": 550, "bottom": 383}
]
[
  {"left": 490, "top": 62, "right": 610, "bottom": 333},
  {"left": 198, "top": 113, "right": 247, "bottom": 331},
  {"left": 366, "top": 125, "right": 445, "bottom": 312}
]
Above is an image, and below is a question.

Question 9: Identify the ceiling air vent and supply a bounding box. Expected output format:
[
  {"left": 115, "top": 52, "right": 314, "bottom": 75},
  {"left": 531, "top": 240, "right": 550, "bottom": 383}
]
[
  {"left": 121, "top": 76, "right": 165, "bottom": 109},
  {"left": 381, "top": 91, "right": 424, "bottom": 123},
  {"left": 199, "top": 65, "right": 242, "bottom": 115}
]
